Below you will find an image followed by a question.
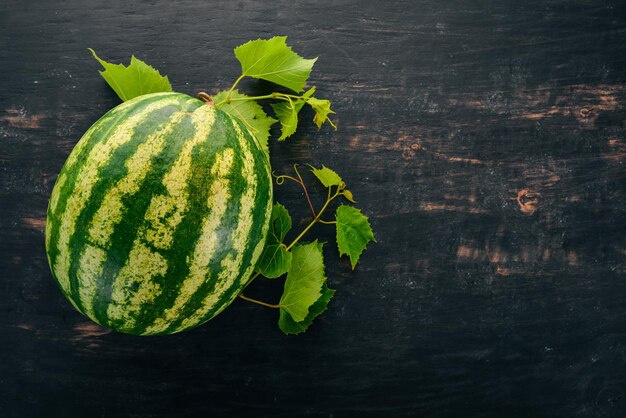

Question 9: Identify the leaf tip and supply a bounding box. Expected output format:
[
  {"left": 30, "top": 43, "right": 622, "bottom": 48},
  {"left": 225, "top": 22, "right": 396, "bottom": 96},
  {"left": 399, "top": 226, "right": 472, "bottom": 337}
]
[{"left": 88, "top": 48, "right": 105, "bottom": 66}]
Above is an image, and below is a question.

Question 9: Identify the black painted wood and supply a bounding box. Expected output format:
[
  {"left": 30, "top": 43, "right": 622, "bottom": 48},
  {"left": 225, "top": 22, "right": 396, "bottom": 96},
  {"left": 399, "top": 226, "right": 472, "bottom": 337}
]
[{"left": 2, "top": 1, "right": 626, "bottom": 416}]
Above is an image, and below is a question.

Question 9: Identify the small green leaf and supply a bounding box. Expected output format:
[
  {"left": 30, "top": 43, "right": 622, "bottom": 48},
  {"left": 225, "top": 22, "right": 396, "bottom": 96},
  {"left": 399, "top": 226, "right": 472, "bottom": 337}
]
[
  {"left": 307, "top": 97, "right": 336, "bottom": 129},
  {"left": 335, "top": 205, "right": 376, "bottom": 269},
  {"left": 234, "top": 36, "right": 317, "bottom": 92},
  {"left": 270, "top": 88, "right": 314, "bottom": 141},
  {"left": 279, "top": 241, "right": 327, "bottom": 322},
  {"left": 270, "top": 99, "right": 301, "bottom": 141},
  {"left": 255, "top": 203, "right": 293, "bottom": 279},
  {"left": 310, "top": 165, "right": 343, "bottom": 188},
  {"left": 342, "top": 189, "right": 356, "bottom": 203},
  {"left": 213, "top": 90, "right": 277, "bottom": 154},
  {"left": 89, "top": 49, "right": 172, "bottom": 102},
  {"left": 270, "top": 202, "right": 292, "bottom": 242},
  {"left": 256, "top": 238, "right": 292, "bottom": 279},
  {"left": 278, "top": 284, "right": 335, "bottom": 335}
]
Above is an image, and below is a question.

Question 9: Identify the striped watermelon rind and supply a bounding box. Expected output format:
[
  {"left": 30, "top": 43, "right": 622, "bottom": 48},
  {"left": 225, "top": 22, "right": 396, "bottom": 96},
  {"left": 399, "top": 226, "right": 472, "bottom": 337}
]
[{"left": 45, "top": 92, "right": 273, "bottom": 335}]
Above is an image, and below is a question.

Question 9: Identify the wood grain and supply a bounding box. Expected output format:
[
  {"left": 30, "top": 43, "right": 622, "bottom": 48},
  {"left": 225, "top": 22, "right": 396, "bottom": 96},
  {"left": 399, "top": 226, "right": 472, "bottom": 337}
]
[{"left": 1, "top": 0, "right": 625, "bottom": 416}]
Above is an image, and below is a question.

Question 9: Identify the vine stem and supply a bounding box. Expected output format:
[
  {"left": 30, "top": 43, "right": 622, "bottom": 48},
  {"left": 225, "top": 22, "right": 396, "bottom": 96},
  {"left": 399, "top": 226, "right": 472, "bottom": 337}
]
[
  {"left": 225, "top": 74, "right": 246, "bottom": 101},
  {"left": 214, "top": 92, "right": 309, "bottom": 109},
  {"left": 237, "top": 272, "right": 264, "bottom": 305},
  {"left": 274, "top": 169, "right": 316, "bottom": 217},
  {"left": 216, "top": 94, "right": 277, "bottom": 108},
  {"left": 238, "top": 293, "right": 280, "bottom": 308},
  {"left": 273, "top": 174, "right": 301, "bottom": 185},
  {"left": 293, "top": 165, "right": 316, "bottom": 217},
  {"left": 285, "top": 188, "right": 340, "bottom": 251}
]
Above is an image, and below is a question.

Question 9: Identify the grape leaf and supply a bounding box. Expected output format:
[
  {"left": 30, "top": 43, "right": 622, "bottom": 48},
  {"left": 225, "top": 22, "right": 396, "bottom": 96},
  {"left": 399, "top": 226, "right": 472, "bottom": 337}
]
[
  {"left": 270, "top": 202, "right": 292, "bottom": 241},
  {"left": 335, "top": 205, "right": 376, "bottom": 269},
  {"left": 89, "top": 49, "right": 172, "bottom": 102},
  {"left": 213, "top": 90, "right": 277, "bottom": 153},
  {"left": 256, "top": 236, "right": 292, "bottom": 279},
  {"left": 279, "top": 241, "right": 328, "bottom": 322},
  {"left": 278, "top": 284, "right": 335, "bottom": 335},
  {"left": 270, "top": 88, "right": 315, "bottom": 141},
  {"left": 307, "top": 97, "right": 337, "bottom": 129},
  {"left": 255, "top": 203, "right": 293, "bottom": 278},
  {"left": 270, "top": 99, "right": 302, "bottom": 141},
  {"left": 234, "top": 36, "right": 317, "bottom": 92},
  {"left": 310, "top": 165, "right": 343, "bottom": 188}
]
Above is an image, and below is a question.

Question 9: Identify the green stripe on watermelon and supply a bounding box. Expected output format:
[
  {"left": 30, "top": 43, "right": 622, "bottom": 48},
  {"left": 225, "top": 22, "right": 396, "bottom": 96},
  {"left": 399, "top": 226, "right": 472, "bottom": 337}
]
[
  {"left": 88, "top": 107, "right": 200, "bottom": 327},
  {"left": 132, "top": 151, "right": 229, "bottom": 334},
  {"left": 192, "top": 116, "right": 273, "bottom": 323},
  {"left": 187, "top": 116, "right": 271, "bottom": 330},
  {"left": 157, "top": 111, "right": 253, "bottom": 334},
  {"left": 70, "top": 104, "right": 194, "bottom": 315},
  {"left": 130, "top": 111, "right": 231, "bottom": 335},
  {"left": 52, "top": 97, "right": 186, "bottom": 299},
  {"left": 159, "top": 112, "right": 271, "bottom": 334},
  {"left": 46, "top": 108, "right": 131, "bottom": 267},
  {"left": 45, "top": 94, "right": 174, "bottom": 298}
]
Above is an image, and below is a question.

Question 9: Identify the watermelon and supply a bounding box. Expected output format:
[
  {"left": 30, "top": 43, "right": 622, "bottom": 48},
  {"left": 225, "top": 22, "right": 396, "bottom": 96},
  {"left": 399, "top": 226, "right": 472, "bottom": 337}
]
[{"left": 45, "top": 92, "right": 273, "bottom": 335}]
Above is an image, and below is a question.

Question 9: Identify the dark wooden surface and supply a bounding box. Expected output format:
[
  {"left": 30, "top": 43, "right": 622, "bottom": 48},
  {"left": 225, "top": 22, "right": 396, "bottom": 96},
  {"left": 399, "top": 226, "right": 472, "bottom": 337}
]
[{"left": 2, "top": 1, "right": 626, "bottom": 416}]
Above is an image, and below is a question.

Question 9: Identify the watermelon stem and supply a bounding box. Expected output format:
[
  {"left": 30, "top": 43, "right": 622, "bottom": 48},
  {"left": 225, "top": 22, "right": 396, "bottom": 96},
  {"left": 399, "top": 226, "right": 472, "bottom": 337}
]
[{"left": 196, "top": 92, "right": 215, "bottom": 107}]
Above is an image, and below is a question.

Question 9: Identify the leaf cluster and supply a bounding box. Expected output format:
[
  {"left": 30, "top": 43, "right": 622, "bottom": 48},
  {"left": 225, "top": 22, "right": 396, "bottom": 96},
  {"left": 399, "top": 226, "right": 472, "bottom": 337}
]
[
  {"left": 214, "top": 36, "right": 336, "bottom": 150},
  {"left": 254, "top": 166, "right": 375, "bottom": 334}
]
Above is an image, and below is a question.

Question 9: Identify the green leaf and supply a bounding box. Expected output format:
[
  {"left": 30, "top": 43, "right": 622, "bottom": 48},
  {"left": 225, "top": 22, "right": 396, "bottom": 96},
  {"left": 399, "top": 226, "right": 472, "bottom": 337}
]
[
  {"left": 89, "top": 49, "right": 172, "bottom": 102},
  {"left": 342, "top": 189, "right": 356, "bottom": 203},
  {"left": 256, "top": 237, "right": 292, "bottom": 279},
  {"left": 335, "top": 205, "right": 376, "bottom": 269},
  {"left": 310, "top": 165, "right": 343, "bottom": 188},
  {"left": 279, "top": 241, "right": 328, "bottom": 322},
  {"left": 307, "top": 97, "right": 336, "bottom": 129},
  {"left": 278, "top": 284, "right": 335, "bottom": 335},
  {"left": 270, "top": 88, "right": 314, "bottom": 141},
  {"left": 255, "top": 203, "right": 293, "bottom": 279},
  {"left": 270, "top": 202, "right": 292, "bottom": 242},
  {"left": 213, "top": 90, "right": 277, "bottom": 153},
  {"left": 234, "top": 36, "right": 317, "bottom": 92},
  {"left": 270, "top": 99, "right": 301, "bottom": 141}
]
